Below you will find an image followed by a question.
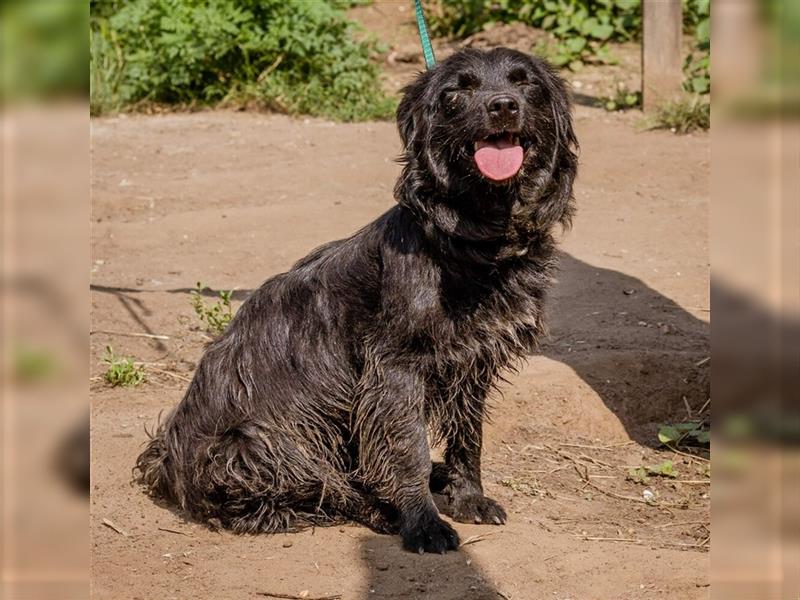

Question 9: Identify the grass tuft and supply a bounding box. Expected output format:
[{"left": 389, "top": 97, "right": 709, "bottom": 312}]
[
  {"left": 644, "top": 95, "right": 710, "bottom": 134},
  {"left": 102, "top": 345, "right": 146, "bottom": 387}
]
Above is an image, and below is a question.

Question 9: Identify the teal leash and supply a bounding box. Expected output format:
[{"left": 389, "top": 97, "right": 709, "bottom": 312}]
[{"left": 413, "top": 0, "right": 436, "bottom": 70}]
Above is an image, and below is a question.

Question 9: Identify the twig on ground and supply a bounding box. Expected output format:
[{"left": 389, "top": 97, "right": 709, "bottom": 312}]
[
  {"left": 460, "top": 532, "right": 497, "bottom": 547},
  {"left": 148, "top": 367, "right": 192, "bottom": 383},
  {"left": 101, "top": 518, "right": 128, "bottom": 536},
  {"left": 91, "top": 329, "right": 170, "bottom": 340},
  {"left": 558, "top": 442, "right": 634, "bottom": 451},
  {"left": 683, "top": 396, "right": 693, "bottom": 418},
  {"left": 582, "top": 477, "right": 655, "bottom": 505},
  {"left": 257, "top": 594, "right": 341, "bottom": 600},
  {"left": 157, "top": 526, "right": 193, "bottom": 537},
  {"left": 695, "top": 357, "right": 710, "bottom": 367},
  {"left": 577, "top": 453, "right": 614, "bottom": 469},
  {"left": 653, "top": 520, "right": 709, "bottom": 529},
  {"left": 660, "top": 540, "right": 709, "bottom": 550},
  {"left": 579, "top": 536, "right": 642, "bottom": 544},
  {"left": 667, "top": 445, "right": 710, "bottom": 463}
]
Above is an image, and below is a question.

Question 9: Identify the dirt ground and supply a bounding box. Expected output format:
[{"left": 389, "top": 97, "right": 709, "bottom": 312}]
[{"left": 90, "top": 9, "right": 710, "bottom": 600}]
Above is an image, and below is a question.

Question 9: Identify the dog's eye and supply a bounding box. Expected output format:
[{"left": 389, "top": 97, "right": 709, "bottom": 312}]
[
  {"left": 457, "top": 73, "right": 480, "bottom": 90},
  {"left": 508, "top": 68, "right": 531, "bottom": 87},
  {"left": 442, "top": 89, "right": 461, "bottom": 105}
]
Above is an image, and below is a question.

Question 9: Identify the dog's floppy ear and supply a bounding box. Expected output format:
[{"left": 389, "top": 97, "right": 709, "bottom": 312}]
[
  {"left": 397, "top": 70, "right": 432, "bottom": 149},
  {"left": 538, "top": 60, "right": 578, "bottom": 157},
  {"left": 534, "top": 59, "right": 579, "bottom": 228}
]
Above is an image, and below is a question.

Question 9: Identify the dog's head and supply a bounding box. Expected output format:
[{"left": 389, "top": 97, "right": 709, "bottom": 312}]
[{"left": 395, "top": 48, "right": 578, "bottom": 245}]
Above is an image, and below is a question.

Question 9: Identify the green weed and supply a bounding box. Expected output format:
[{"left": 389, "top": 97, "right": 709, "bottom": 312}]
[
  {"left": 600, "top": 82, "right": 641, "bottom": 111},
  {"left": 190, "top": 282, "right": 234, "bottom": 336},
  {"left": 90, "top": 0, "right": 394, "bottom": 121},
  {"left": 626, "top": 460, "right": 678, "bottom": 484},
  {"left": 658, "top": 421, "right": 710, "bottom": 447},
  {"left": 427, "top": 0, "right": 710, "bottom": 84},
  {"left": 102, "top": 345, "right": 146, "bottom": 387},
  {"left": 683, "top": 0, "right": 710, "bottom": 95},
  {"left": 644, "top": 95, "right": 710, "bottom": 133}
]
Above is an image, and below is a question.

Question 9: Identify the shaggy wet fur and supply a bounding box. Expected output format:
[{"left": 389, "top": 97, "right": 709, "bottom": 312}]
[{"left": 135, "top": 48, "right": 578, "bottom": 554}]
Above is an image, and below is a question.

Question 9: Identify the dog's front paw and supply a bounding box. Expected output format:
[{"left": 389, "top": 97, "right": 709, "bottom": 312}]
[
  {"left": 451, "top": 494, "right": 507, "bottom": 525},
  {"left": 401, "top": 512, "right": 460, "bottom": 554}
]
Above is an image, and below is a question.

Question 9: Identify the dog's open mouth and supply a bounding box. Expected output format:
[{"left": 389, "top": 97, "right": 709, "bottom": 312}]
[{"left": 473, "top": 132, "right": 524, "bottom": 182}]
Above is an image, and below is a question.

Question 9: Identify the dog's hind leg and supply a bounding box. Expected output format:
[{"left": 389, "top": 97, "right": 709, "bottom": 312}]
[{"left": 160, "top": 420, "right": 353, "bottom": 534}]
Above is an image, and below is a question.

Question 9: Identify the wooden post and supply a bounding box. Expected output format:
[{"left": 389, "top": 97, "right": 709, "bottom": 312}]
[{"left": 642, "top": 0, "right": 684, "bottom": 112}]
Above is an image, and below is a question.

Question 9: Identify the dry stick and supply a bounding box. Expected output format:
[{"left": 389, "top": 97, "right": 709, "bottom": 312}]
[
  {"left": 662, "top": 541, "right": 709, "bottom": 550},
  {"left": 460, "top": 532, "right": 497, "bottom": 547},
  {"left": 148, "top": 367, "right": 192, "bottom": 383},
  {"left": 91, "top": 329, "right": 170, "bottom": 340},
  {"left": 558, "top": 442, "right": 634, "bottom": 451},
  {"left": 157, "top": 527, "right": 193, "bottom": 537},
  {"left": 667, "top": 445, "right": 710, "bottom": 463},
  {"left": 683, "top": 396, "right": 694, "bottom": 418},
  {"left": 653, "top": 520, "right": 709, "bottom": 529},
  {"left": 101, "top": 518, "right": 128, "bottom": 536},
  {"left": 580, "top": 536, "right": 642, "bottom": 544},
  {"left": 697, "top": 398, "right": 711, "bottom": 414},
  {"left": 577, "top": 453, "right": 614, "bottom": 469},
  {"left": 257, "top": 594, "right": 341, "bottom": 600},
  {"left": 579, "top": 474, "right": 653, "bottom": 506}
]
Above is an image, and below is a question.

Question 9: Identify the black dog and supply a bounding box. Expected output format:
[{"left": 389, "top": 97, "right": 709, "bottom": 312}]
[{"left": 136, "top": 48, "right": 577, "bottom": 554}]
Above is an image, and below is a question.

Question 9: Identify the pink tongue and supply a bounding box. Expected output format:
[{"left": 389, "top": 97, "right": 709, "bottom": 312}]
[{"left": 474, "top": 140, "right": 524, "bottom": 181}]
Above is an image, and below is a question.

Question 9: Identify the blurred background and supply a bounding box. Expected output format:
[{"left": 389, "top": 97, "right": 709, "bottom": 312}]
[{"left": 1, "top": 0, "right": 797, "bottom": 598}]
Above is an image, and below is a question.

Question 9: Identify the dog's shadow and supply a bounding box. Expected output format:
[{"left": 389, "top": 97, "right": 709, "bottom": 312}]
[
  {"left": 359, "top": 534, "right": 500, "bottom": 599},
  {"left": 540, "top": 253, "right": 709, "bottom": 445}
]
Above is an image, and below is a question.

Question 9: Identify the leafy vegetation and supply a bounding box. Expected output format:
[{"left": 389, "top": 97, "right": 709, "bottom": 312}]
[
  {"left": 190, "top": 283, "right": 235, "bottom": 336},
  {"left": 658, "top": 421, "right": 710, "bottom": 447},
  {"left": 103, "top": 346, "right": 146, "bottom": 387},
  {"left": 429, "top": 0, "right": 641, "bottom": 69},
  {"left": 626, "top": 460, "right": 678, "bottom": 484},
  {"left": 645, "top": 95, "right": 710, "bottom": 133},
  {"left": 427, "top": 0, "right": 710, "bottom": 91},
  {"left": 683, "top": 0, "right": 710, "bottom": 95},
  {"left": 90, "top": 0, "right": 395, "bottom": 121},
  {"left": 600, "top": 81, "right": 641, "bottom": 111}
]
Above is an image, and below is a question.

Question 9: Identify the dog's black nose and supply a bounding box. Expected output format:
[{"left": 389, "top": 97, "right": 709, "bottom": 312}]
[{"left": 486, "top": 95, "right": 519, "bottom": 118}]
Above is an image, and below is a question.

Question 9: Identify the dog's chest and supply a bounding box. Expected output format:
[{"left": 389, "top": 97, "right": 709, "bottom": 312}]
[{"left": 427, "top": 268, "right": 546, "bottom": 387}]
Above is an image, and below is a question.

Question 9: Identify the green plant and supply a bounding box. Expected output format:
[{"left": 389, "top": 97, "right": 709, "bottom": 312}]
[
  {"left": 626, "top": 460, "right": 678, "bottom": 484},
  {"left": 683, "top": 0, "right": 710, "bottom": 95},
  {"left": 90, "top": 0, "right": 394, "bottom": 121},
  {"left": 645, "top": 95, "right": 710, "bottom": 133},
  {"left": 190, "top": 282, "right": 234, "bottom": 336},
  {"left": 427, "top": 0, "right": 710, "bottom": 77},
  {"left": 102, "top": 345, "right": 146, "bottom": 387},
  {"left": 429, "top": 0, "right": 640, "bottom": 69},
  {"left": 658, "top": 421, "right": 710, "bottom": 447},
  {"left": 600, "top": 82, "right": 641, "bottom": 111}
]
